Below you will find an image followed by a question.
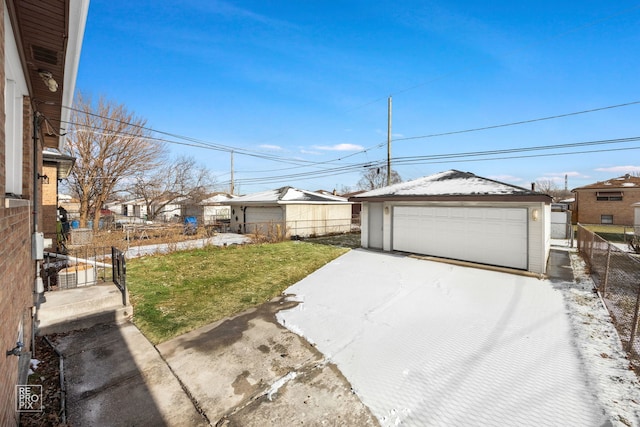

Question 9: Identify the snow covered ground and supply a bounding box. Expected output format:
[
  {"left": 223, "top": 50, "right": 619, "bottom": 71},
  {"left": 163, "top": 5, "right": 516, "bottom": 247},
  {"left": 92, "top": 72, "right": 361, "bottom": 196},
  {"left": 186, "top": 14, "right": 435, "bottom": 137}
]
[
  {"left": 278, "top": 247, "right": 640, "bottom": 426},
  {"left": 123, "top": 233, "right": 251, "bottom": 258}
]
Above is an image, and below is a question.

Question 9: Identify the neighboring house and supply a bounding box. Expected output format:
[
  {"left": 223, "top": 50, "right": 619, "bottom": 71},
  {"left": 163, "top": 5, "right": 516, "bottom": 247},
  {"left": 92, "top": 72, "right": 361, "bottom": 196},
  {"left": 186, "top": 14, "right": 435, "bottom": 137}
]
[
  {"left": 182, "top": 193, "right": 233, "bottom": 225},
  {"left": 0, "top": 0, "right": 88, "bottom": 423},
  {"left": 572, "top": 174, "right": 640, "bottom": 226},
  {"left": 350, "top": 170, "right": 552, "bottom": 275},
  {"left": 42, "top": 149, "right": 75, "bottom": 244},
  {"left": 120, "top": 198, "right": 147, "bottom": 220},
  {"left": 227, "top": 187, "right": 352, "bottom": 238},
  {"left": 342, "top": 189, "right": 365, "bottom": 223},
  {"left": 104, "top": 199, "right": 124, "bottom": 216}
]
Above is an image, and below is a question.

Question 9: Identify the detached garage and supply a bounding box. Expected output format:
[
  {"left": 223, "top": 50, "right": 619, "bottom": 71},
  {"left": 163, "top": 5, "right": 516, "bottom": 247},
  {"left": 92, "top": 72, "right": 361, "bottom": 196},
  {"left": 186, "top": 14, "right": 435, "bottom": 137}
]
[
  {"left": 228, "top": 187, "right": 352, "bottom": 238},
  {"left": 351, "top": 170, "right": 552, "bottom": 274}
]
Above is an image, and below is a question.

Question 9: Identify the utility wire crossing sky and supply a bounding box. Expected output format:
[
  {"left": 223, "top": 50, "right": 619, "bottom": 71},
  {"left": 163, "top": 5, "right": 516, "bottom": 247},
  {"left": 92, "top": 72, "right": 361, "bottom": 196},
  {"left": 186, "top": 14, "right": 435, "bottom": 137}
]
[{"left": 74, "top": 1, "right": 640, "bottom": 193}]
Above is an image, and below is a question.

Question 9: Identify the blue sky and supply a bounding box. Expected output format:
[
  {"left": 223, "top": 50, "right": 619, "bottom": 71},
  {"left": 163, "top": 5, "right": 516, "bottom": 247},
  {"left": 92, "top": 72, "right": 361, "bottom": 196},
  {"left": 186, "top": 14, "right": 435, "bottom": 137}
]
[{"left": 75, "top": 1, "right": 640, "bottom": 194}]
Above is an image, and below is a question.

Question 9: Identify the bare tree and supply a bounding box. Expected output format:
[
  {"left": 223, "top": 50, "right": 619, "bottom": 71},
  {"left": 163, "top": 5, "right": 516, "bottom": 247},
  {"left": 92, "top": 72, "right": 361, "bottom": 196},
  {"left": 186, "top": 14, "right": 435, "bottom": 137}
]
[
  {"left": 534, "top": 179, "right": 572, "bottom": 202},
  {"left": 129, "top": 156, "right": 216, "bottom": 221},
  {"left": 357, "top": 166, "right": 402, "bottom": 190},
  {"left": 65, "top": 93, "right": 166, "bottom": 230},
  {"left": 534, "top": 179, "right": 558, "bottom": 195}
]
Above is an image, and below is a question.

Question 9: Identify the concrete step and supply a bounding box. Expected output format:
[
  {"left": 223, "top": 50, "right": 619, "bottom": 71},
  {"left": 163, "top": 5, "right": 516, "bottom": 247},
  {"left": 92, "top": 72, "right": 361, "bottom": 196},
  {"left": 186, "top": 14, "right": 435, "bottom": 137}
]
[{"left": 37, "top": 283, "right": 134, "bottom": 335}]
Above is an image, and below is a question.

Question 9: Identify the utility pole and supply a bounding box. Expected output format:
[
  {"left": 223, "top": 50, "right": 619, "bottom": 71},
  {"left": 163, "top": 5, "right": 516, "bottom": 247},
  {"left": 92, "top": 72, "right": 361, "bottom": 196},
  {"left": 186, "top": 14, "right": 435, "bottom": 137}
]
[
  {"left": 230, "top": 150, "right": 235, "bottom": 195},
  {"left": 387, "top": 96, "right": 392, "bottom": 186}
]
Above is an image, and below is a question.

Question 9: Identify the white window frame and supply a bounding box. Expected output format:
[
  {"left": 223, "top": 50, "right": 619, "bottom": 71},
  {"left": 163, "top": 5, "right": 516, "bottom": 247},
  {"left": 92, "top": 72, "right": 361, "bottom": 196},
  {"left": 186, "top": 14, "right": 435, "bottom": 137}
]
[
  {"left": 4, "top": 4, "right": 29, "bottom": 197},
  {"left": 601, "top": 214, "right": 614, "bottom": 225}
]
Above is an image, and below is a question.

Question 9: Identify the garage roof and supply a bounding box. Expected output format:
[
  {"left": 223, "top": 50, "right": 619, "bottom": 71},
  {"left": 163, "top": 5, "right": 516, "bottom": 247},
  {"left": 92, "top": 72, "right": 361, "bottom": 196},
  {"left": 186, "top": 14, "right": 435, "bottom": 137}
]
[
  {"left": 352, "top": 170, "right": 551, "bottom": 203},
  {"left": 228, "top": 186, "right": 350, "bottom": 205}
]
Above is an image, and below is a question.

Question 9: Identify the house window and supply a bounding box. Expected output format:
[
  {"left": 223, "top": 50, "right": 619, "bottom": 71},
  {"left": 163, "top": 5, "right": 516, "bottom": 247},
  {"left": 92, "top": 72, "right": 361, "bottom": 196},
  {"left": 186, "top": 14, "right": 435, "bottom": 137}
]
[
  {"left": 596, "top": 191, "right": 623, "bottom": 201},
  {"left": 601, "top": 215, "right": 613, "bottom": 224},
  {"left": 4, "top": 7, "right": 29, "bottom": 197}
]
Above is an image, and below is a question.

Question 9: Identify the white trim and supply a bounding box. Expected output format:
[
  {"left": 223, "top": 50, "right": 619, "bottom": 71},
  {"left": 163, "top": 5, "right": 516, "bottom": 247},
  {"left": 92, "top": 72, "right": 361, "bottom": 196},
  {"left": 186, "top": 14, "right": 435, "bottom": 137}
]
[
  {"left": 5, "top": 198, "right": 30, "bottom": 208},
  {"left": 4, "top": 4, "right": 29, "bottom": 195},
  {"left": 59, "top": 0, "right": 90, "bottom": 150}
]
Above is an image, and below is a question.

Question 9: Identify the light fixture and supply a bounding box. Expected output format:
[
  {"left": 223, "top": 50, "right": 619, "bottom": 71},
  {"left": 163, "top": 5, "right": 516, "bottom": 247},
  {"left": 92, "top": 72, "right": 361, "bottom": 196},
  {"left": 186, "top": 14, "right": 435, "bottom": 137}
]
[
  {"left": 37, "top": 173, "right": 49, "bottom": 184},
  {"left": 531, "top": 209, "right": 540, "bottom": 221},
  {"left": 38, "top": 70, "right": 58, "bottom": 92}
]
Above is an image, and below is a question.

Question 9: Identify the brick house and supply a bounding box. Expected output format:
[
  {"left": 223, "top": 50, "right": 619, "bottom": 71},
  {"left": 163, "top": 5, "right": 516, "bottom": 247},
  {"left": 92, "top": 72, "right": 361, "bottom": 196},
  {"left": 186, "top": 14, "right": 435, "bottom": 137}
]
[
  {"left": 571, "top": 174, "right": 640, "bottom": 225},
  {"left": 0, "top": 1, "right": 87, "bottom": 423},
  {"left": 42, "top": 149, "right": 75, "bottom": 245}
]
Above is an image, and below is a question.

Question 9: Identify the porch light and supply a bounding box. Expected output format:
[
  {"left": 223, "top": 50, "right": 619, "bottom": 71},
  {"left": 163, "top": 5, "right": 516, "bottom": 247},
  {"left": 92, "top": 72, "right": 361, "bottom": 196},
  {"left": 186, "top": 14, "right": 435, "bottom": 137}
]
[
  {"left": 38, "top": 70, "right": 58, "bottom": 92},
  {"left": 531, "top": 209, "right": 540, "bottom": 221}
]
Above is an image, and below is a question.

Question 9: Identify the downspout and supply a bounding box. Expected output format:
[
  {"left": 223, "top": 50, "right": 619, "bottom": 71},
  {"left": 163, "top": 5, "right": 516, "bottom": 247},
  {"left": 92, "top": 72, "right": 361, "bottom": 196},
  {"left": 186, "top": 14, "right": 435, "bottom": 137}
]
[
  {"left": 242, "top": 206, "right": 247, "bottom": 233},
  {"left": 32, "top": 111, "right": 45, "bottom": 350}
]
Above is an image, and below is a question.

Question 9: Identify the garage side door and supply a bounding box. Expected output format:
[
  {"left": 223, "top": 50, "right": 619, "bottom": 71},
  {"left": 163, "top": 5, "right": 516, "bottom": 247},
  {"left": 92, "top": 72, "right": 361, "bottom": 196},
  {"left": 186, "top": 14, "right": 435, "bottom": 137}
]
[{"left": 393, "top": 206, "right": 528, "bottom": 270}]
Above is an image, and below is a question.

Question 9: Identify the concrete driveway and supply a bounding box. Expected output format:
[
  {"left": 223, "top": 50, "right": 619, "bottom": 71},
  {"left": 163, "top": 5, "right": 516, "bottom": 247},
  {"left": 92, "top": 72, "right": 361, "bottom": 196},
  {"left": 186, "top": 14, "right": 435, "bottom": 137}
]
[{"left": 277, "top": 249, "right": 613, "bottom": 427}]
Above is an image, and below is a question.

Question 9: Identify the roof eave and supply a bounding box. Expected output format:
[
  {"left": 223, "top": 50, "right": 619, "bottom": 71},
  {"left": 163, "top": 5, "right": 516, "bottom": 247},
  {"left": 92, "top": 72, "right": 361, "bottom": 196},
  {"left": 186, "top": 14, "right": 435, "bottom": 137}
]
[
  {"left": 351, "top": 194, "right": 552, "bottom": 204},
  {"left": 59, "top": 0, "right": 90, "bottom": 150}
]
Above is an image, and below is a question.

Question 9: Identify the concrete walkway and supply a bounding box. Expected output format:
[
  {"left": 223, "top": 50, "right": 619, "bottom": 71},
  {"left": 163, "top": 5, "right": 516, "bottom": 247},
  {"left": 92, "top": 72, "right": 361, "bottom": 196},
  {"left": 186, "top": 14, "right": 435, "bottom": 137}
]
[{"left": 51, "top": 323, "right": 206, "bottom": 426}]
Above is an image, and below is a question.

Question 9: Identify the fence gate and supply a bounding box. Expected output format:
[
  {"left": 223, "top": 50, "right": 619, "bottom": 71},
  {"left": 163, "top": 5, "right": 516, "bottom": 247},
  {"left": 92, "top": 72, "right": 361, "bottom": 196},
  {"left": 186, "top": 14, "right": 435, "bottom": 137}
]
[{"left": 111, "top": 246, "right": 127, "bottom": 306}]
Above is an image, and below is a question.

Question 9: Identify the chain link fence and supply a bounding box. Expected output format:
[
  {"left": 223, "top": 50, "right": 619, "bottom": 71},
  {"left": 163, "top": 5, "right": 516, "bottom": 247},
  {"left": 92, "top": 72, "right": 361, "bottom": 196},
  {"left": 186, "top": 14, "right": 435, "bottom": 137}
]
[{"left": 577, "top": 224, "right": 640, "bottom": 367}]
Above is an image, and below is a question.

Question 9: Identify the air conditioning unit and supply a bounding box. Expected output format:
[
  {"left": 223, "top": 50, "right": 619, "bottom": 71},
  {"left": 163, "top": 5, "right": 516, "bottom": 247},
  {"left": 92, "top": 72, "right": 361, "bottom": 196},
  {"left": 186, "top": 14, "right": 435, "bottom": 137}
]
[{"left": 57, "top": 264, "right": 95, "bottom": 289}]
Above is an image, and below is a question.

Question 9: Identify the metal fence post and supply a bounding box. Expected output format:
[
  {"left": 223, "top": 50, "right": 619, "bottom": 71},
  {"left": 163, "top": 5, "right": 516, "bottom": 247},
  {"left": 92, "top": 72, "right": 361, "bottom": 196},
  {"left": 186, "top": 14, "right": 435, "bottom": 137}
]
[
  {"left": 628, "top": 283, "right": 640, "bottom": 353},
  {"left": 602, "top": 245, "right": 611, "bottom": 297}
]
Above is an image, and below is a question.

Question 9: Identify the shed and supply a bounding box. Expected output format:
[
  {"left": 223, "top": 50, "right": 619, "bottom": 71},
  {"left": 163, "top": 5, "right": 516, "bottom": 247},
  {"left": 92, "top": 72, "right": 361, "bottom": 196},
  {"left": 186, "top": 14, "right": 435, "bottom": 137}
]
[
  {"left": 182, "top": 193, "right": 234, "bottom": 225},
  {"left": 350, "top": 170, "right": 552, "bottom": 274},
  {"left": 227, "top": 187, "right": 352, "bottom": 238}
]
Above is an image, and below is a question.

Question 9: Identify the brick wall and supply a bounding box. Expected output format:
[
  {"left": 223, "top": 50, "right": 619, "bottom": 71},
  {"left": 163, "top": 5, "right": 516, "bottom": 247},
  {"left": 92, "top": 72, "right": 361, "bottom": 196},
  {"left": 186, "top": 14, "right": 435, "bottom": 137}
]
[
  {"left": 0, "top": 206, "right": 33, "bottom": 424},
  {"left": 41, "top": 163, "right": 58, "bottom": 241},
  {"left": 574, "top": 189, "right": 640, "bottom": 225},
  {"left": 0, "top": 3, "right": 36, "bottom": 423}
]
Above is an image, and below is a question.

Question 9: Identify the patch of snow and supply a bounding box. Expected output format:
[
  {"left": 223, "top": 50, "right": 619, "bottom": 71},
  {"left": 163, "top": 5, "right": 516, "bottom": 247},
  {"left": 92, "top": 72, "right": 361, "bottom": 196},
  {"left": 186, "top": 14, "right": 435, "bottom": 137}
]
[
  {"left": 266, "top": 372, "right": 298, "bottom": 401},
  {"left": 356, "top": 170, "right": 531, "bottom": 197},
  {"left": 28, "top": 359, "right": 40, "bottom": 375},
  {"left": 124, "top": 233, "right": 251, "bottom": 258}
]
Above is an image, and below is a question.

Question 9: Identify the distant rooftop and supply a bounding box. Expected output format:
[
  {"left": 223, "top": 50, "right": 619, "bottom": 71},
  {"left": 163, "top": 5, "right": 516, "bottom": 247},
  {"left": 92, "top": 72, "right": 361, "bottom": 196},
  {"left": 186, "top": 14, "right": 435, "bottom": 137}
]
[
  {"left": 573, "top": 174, "right": 640, "bottom": 191},
  {"left": 228, "top": 186, "right": 349, "bottom": 205}
]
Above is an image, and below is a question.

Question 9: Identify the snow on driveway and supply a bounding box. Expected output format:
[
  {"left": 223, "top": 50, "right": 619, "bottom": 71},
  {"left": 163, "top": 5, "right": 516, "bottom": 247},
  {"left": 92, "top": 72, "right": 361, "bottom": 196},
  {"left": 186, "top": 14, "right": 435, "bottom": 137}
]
[{"left": 278, "top": 249, "right": 639, "bottom": 426}]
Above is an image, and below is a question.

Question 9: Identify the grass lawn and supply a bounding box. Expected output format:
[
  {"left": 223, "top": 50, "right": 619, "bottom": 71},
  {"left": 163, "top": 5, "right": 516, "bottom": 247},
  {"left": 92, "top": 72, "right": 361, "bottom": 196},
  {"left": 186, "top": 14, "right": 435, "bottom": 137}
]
[
  {"left": 127, "top": 240, "right": 349, "bottom": 344},
  {"left": 581, "top": 224, "right": 632, "bottom": 243}
]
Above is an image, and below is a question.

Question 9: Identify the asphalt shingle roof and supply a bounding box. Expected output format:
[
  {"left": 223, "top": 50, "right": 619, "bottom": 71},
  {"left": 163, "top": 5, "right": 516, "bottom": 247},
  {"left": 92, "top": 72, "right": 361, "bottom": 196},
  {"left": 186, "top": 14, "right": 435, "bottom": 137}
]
[{"left": 353, "top": 169, "right": 538, "bottom": 198}]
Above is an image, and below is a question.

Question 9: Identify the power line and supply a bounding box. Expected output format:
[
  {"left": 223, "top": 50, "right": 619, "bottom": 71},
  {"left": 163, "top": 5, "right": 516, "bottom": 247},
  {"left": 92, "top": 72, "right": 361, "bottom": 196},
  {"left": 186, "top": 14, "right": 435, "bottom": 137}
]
[
  {"left": 223, "top": 136, "right": 640, "bottom": 186},
  {"left": 51, "top": 98, "right": 640, "bottom": 188},
  {"left": 394, "top": 101, "right": 640, "bottom": 142},
  {"left": 348, "top": 4, "right": 640, "bottom": 112}
]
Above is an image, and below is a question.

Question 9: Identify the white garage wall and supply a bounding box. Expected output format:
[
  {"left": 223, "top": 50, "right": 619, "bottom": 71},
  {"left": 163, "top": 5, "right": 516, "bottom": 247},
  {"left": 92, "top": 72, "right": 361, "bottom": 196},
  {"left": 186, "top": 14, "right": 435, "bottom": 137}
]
[{"left": 285, "top": 204, "right": 352, "bottom": 237}]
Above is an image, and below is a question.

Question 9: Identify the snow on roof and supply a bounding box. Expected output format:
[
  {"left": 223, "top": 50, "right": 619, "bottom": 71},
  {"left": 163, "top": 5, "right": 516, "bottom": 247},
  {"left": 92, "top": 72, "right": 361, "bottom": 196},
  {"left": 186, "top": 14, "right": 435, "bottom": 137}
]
[
  {"left": 228, "top": 186, "right": 349, "bottom": 205},
  {"left": 573, "top": 174, "right": 640, "bottom": 191},
  {"left": 354, "top": 170, "right": 537, "bottom": 198},
  {"left": 200, "top": 193, "right": 234, "bottom": 204}
]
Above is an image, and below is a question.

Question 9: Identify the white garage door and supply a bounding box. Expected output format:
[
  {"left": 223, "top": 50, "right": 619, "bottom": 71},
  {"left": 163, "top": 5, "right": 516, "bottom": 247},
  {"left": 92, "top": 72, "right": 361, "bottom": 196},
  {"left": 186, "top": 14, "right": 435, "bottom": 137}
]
[
  {"left": 393, "top": 206, "right": 528, "bottom": 270},
  {"left": 245, "top": 207, "right": 283, "bottom": 234}
]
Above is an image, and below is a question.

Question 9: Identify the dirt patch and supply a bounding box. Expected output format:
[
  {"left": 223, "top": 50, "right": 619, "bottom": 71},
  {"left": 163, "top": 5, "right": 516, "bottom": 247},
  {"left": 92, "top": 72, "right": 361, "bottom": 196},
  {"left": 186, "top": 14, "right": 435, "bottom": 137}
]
[{"left": 19, "top": 336, "right": 68, "bottom": 427}]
